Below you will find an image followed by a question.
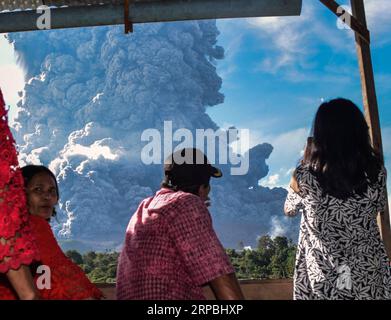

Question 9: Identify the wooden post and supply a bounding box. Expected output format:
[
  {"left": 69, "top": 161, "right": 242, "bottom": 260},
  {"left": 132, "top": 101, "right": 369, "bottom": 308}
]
[{"left": 350, "top": 0, "right": 391, "bottom": 258}]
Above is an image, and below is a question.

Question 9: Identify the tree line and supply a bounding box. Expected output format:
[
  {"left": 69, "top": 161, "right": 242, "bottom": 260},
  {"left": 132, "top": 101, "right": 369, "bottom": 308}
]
[{"left": 65, "top": 235, "right": 297, "bottom": 283}]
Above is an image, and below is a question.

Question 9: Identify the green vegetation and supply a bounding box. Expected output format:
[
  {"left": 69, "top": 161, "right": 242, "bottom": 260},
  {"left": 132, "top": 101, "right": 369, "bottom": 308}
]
[
  {"left": 227, "top": 235, "right": 297, "bottom": 280},
  {"left": 65, "top": 250, "right": 119, "bottom": 283},
  {"left": 65, "top": 235, "right": 296, "bottom": 283}
]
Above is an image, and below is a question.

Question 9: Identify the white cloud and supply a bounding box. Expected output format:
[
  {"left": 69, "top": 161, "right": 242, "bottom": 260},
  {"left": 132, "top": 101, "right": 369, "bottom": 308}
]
[
  {"left": 64, "top": 142, "right": 120, "bottom": 161},
  {"left": 0, "top": 64, "right": 25, "bottom": 104},
  {"left": 266, "top": 127, "right": 308, "bottom": 168},
  {"left": 0, "top": 35, "right": 15, "bottom": 65},
  {"left": 216, "top": 20, "right": 245, "bottom": 62},
  {"left": 247, "top": 11, "right": 310, "bottom": 73},
  {"left": 270, "top": 216, "right": 287, "bottom": 238},
  {"left": 364, "top": 0, "right": 391, "bottom": 39},
  {"left": 216, "top": 20, "right": 246, "bottom": 84},
  {"left": 218, "top": 1, "right": 347, "bottom": 79},
  {"left": 261, "top": 173, "right": 280, "bottom": 188},
  {"left": 286, "top": 167, "right": 295, "bottom": 176},
  {"left": 0, "top": 36, "right": 25, "bottom": 124},
  {"left": 252, "top": 127, "right": 308, "bottom": 188},
  {"left": 216, "top": 0, "right": 369, "bottom": 86},
  {"left": 242, "top": 0, "right": 358, "bottom": 75}
]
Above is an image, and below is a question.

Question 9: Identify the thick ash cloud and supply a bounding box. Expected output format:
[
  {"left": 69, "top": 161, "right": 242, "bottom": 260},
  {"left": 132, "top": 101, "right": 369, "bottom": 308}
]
[{"left": 8, "top": 21, "right": 299, "bottom": 251}]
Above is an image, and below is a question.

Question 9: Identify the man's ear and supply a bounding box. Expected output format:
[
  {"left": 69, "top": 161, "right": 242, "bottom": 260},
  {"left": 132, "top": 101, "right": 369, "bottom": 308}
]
[
  {"left": 198, "top": 184, "right": 207, "bottom": 197},
  {"left": 197, "top": 185, "right": 204, "bottom": 197}
]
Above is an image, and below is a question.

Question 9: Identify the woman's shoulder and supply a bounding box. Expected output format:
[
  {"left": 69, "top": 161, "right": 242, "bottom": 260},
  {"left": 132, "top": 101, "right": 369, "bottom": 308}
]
[
  {"left": 379, "top": 165, "right": 387, "bottom": 177},
  {"left": 29, "top": 215, "right": 66, "bottom": 262},
  {"left": 372, "top": 165, "right": 387, "bottom": 187},
  {"left": 365, "top": 165, "right": 387, "bottom": 188},
  {"left": 293, "top": 162, "right": 322, "bottom": 196},
  {"left": 29, "top": 214, "right": 48, "bottom": 224},
  {"left": 294, "top": 162, "right": 316, "bottom": 182},
  {"left": 29, "top": 215, "right": 53, "bottom": 236}
]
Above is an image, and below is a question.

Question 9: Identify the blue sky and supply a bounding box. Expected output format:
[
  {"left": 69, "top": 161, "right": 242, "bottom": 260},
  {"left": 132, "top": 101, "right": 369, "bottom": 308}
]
[
  {"left": 209, "top": 0, "right": 391, "bottom": 193},
  {"left": 0, "top": 0, "right": 390, "bottom": 194}
]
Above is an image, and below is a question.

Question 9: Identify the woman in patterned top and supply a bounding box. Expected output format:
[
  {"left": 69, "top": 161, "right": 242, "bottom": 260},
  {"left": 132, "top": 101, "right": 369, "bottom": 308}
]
[{"left": 285, "top": 98, "right": 391, "bottom": 300}]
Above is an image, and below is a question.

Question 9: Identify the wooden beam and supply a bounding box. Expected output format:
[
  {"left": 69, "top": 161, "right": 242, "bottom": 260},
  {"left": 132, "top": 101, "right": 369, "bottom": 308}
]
[
  {"left": 350, "top": 0, "right": 391, "bottom": 259},
  {"left": 319, "top": 0, "right": 370, "bottom": 44}
]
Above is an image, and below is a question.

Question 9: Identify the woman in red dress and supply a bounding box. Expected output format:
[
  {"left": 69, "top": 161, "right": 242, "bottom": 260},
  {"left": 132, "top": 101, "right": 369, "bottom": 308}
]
[
  {"left": 21, "top": 165, "right": 104, "bottom": 300},
  {"left": 0, "top": 88, "right": 40, "bottom": 300},
  {"left": 1, "top": 165, "right": 104, "bottom": 300},
  {"left": 0, "top": 89, "right": 103, "bottom": 300}
]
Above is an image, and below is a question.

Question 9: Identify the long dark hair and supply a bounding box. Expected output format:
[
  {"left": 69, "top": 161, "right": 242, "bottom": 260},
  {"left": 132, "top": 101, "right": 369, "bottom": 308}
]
[
  {"left": 302, "top": 98, "right": 383, "bottom": 199},
  {"left": 21, "top": 165, "right": 60, "bottom": 218}
]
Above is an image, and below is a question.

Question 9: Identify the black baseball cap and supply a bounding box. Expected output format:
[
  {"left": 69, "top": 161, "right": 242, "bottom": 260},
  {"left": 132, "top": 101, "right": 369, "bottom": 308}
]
[{"left": 164, "top": 148, "right": 222, "bottom": 187}]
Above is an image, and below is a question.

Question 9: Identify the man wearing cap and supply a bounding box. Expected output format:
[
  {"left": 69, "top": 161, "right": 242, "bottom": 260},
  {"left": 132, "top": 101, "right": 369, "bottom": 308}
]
[{"left": 116, "top": 148, "right": 244, "bottom": 300}]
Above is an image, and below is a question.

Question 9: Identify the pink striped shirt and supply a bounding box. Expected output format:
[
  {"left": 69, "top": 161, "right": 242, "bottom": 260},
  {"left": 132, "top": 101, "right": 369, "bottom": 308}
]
[{"left": 116, "top": 188, "right": 234, "bottom": 300}]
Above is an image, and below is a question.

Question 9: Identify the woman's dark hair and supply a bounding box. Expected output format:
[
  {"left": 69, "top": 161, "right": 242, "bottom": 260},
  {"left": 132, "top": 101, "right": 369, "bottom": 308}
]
[
  {"left": 302, "top": 98, "right": 383, "bottom": 199},
  {"left": 21, "top": 165, "right": 59, "bottom": 218}
]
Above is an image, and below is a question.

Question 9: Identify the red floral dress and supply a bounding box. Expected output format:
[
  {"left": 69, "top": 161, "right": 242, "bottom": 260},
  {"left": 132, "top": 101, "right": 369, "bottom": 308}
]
[
  {"left": 0, "top": 215, "right": 104, "bottom": 300},
  {"left": 29, "top": 215, "right": 103, "bottom": 300},
  {"left": 0, "top": 88, "right": 40, "bottom": 286}
]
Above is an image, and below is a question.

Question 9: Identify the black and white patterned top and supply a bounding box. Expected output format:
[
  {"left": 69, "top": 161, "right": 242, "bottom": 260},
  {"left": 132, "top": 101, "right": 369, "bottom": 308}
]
[{"left": 285, "top": 164, "right": 391, "bottom": 300}]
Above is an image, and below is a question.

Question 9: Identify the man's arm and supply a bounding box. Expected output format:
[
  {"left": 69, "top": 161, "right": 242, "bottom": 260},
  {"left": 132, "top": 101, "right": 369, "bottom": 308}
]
[{"left": 209, "top": 273, "right": 244, "bottom": 300}]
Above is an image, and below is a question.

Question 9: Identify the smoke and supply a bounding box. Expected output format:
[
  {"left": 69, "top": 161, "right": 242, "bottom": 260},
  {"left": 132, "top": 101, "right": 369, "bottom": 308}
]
[{"left": 7, "top": 21, "right": 299, "bottom": 251}]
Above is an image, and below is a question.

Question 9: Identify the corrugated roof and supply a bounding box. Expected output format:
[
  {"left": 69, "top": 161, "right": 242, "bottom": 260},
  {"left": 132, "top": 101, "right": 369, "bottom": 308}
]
[{"left": 0, "top": 0, "right": 158, "bottom": 12}]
